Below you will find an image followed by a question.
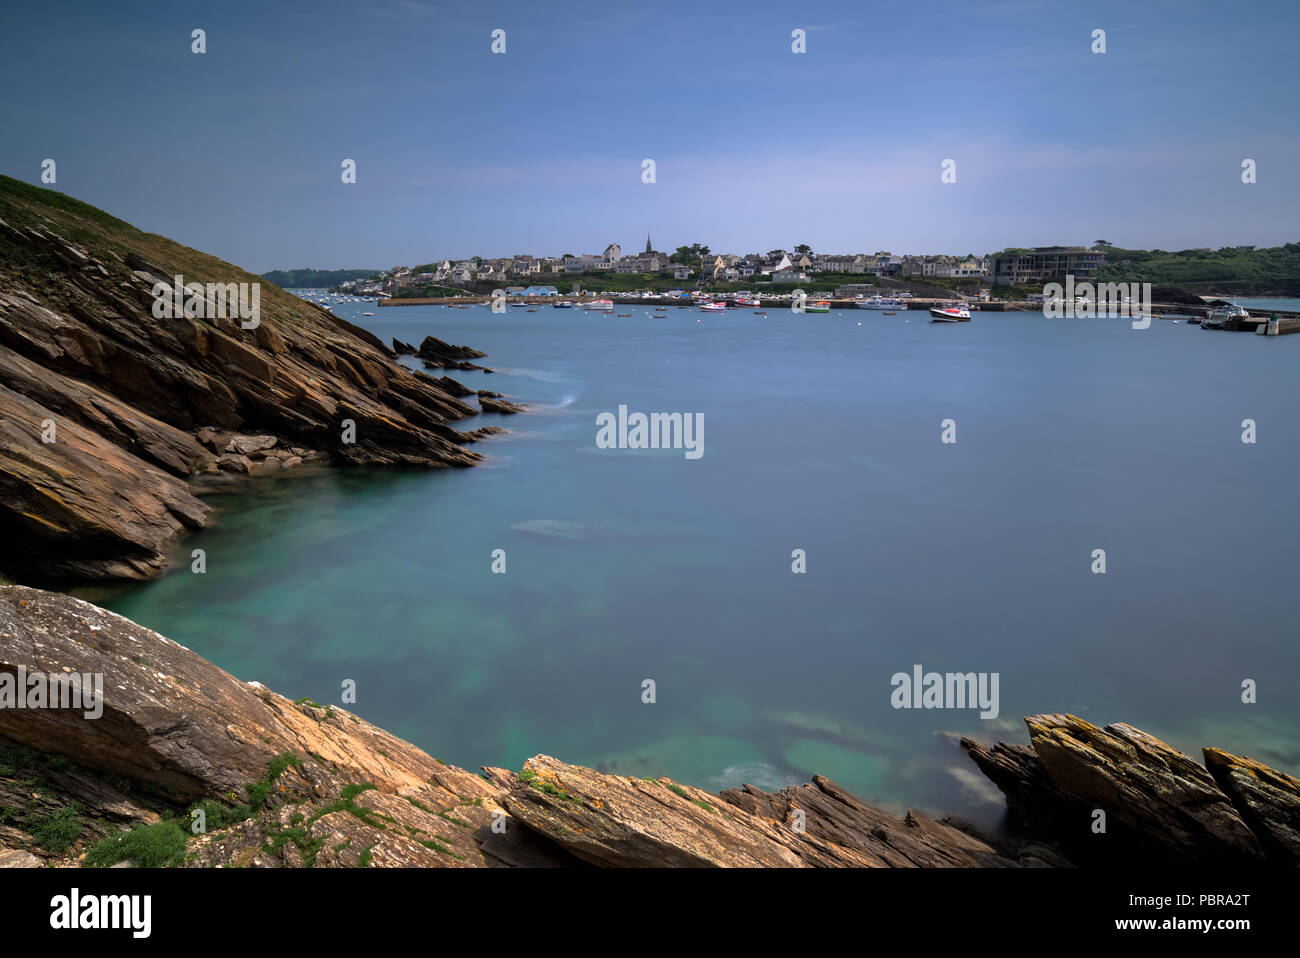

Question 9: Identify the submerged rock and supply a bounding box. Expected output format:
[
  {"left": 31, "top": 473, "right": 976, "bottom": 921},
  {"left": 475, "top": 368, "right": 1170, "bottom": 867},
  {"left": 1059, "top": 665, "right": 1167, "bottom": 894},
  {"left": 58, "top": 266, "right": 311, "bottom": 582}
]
[{"left": 509, "top": 519, "right": 588, "bottom": 540}]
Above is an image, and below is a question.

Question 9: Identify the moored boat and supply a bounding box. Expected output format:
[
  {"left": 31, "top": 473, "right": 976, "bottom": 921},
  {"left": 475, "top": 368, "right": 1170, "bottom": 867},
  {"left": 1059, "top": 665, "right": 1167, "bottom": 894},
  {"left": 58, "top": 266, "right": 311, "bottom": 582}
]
[
  {"left": 929, "top": 306, "right": 971, "bottom": 322},
  {"left": 699, "top": 302, "right": 727, "bottom": 312},
  {"left": 583, "top": 299, "right": 614, "bottom": 311},
  {"left": 804, "top": 301, "right": 831, "bottom": 313},
  {"left": 1201, "top": 302, "right": 1249, "bottom": 328},
  {"left": 858, "top": 295, "right": 907, "bottom": 310},
  {"left": 552, "top": 301, "right": 574, "bottom": 308}
]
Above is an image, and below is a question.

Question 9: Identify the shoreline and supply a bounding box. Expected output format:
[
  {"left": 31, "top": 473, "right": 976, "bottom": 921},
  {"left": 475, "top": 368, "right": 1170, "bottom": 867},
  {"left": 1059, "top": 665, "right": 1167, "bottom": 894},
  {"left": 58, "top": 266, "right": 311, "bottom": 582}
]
[
  {"left": 0, "top": 179, "right": 518, "bottom": 583},
  {"left": 1, "top": 584, "right": 1295, "bottom": 868}
]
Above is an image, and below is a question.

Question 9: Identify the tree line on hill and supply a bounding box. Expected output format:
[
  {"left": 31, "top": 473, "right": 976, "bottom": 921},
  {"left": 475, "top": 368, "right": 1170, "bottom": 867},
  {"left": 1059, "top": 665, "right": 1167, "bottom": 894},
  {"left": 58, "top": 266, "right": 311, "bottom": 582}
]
[{"left": 261, "top": 268, "right": 381, "bottom": 289}]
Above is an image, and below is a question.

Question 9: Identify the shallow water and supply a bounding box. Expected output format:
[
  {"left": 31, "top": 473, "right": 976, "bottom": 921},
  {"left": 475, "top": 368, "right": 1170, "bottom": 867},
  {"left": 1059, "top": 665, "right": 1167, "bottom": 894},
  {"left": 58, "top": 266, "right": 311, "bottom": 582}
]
[{"left": 94, "top": 297, "right": 1300, "bottom": 827}]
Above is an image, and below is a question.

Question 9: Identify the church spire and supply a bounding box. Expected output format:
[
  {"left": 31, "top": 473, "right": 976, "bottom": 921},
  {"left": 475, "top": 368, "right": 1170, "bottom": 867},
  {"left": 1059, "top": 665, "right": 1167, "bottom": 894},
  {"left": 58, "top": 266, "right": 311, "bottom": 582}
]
[{"left": 645, "top": 234, "right": 652, "bottom": 253}]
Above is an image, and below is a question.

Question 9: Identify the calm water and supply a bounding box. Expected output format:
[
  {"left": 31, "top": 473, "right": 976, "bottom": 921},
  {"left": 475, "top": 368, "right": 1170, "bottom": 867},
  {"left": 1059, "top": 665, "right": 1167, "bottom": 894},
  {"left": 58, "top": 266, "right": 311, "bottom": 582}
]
[
  {"left": 1232, "top": 297, "right": 1300, "bottom": 312},
  {"left": 90, "top": 297, "right": 1300, "bottom": 827}
]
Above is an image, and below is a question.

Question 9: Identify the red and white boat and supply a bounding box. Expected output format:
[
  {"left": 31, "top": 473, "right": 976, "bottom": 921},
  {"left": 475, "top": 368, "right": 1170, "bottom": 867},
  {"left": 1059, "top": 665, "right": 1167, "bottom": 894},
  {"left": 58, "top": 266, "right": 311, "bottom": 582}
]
[
  {"left": 929, "top": 305, "right": 971, "bottom": 322},
  {"left": 698, "top": 302, "right": 728, "bottom": 312},
  {"left": 583, "top": 299, "right": 614, "bottom": 311}
]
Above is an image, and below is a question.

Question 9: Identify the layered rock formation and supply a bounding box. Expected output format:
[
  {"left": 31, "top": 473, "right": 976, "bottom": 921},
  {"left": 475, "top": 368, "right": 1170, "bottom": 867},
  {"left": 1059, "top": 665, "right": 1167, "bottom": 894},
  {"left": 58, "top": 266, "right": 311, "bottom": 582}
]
[
  {"left": 961, "top": 717, "right": 1278, "bottom": 866},
  {"left": 0, "top": 175, "right": 496, "bottom": 580},
  {"left": 415, "top": 335, "right": 493, "bottom": 372},
  {"left": 1, "top": 585, "right": 1295, "bottom": 869}
]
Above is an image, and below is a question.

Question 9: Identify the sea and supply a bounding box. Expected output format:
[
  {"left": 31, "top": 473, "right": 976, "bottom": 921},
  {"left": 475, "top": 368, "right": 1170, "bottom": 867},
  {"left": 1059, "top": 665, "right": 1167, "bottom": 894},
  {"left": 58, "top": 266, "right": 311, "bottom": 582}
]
[{"left": 87, "top": 294, "right": 1300, "bottom": 828}]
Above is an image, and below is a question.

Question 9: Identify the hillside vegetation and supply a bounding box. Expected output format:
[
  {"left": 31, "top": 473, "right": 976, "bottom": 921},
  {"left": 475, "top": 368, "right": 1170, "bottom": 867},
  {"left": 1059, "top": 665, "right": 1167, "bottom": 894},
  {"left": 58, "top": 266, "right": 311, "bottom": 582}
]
[
  {"left": 262, "top": 267, "right": 381, "bottom": 289},
  {"left": 1095, "top": 242, "right": 1300, "bottom": 290}
]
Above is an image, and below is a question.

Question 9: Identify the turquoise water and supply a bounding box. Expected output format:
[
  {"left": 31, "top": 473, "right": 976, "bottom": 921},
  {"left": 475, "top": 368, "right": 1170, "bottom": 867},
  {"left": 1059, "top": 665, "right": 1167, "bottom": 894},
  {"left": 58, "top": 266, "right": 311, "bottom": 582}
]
[{"left": 91, "top": 298, "right": 1300, "bottom": 826}]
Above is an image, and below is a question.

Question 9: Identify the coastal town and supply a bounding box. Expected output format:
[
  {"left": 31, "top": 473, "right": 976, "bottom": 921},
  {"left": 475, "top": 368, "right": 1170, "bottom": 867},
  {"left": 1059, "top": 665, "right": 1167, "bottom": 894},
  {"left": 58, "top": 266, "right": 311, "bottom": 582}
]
[
  {"left": 319, "top": 240, "right": 1294, "bottom": 330},
  {"left": 336, "top": 240, "right": 1110, "bottom": 300}
]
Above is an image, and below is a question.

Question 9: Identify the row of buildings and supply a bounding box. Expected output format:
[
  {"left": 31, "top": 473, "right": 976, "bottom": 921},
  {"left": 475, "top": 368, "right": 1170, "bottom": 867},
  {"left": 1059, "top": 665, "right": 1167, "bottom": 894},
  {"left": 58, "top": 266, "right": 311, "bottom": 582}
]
[{"left": 343, "top": 244, "right": 1108, "bottom": 295}]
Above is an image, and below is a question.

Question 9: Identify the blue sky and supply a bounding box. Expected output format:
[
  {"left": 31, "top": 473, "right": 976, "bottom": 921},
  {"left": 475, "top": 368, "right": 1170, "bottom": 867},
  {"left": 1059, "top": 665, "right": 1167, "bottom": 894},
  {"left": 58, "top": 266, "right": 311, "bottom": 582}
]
[{"left": 2, "top": 0, "right": 1297, "bottom": 271}]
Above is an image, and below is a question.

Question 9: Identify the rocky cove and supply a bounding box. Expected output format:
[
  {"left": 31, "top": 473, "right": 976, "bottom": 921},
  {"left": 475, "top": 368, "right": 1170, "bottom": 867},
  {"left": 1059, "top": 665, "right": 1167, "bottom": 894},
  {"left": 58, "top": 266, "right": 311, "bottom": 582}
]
[{"left": 1, "top": 177, "right": 1297, "bottom": 869}]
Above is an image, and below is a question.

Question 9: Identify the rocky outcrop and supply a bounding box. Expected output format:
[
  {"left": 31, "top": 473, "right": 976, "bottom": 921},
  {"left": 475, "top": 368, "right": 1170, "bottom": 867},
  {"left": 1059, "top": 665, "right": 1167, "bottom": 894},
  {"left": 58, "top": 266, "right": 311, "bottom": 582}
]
[
  {"left": 415, "top": 336, "right": 486, "bottom": 363},
  {"left": 1, "top": 584, "right": 1296, "bottom": 869},
  {"left": 497, "top": 757, "right": 1012, "bottom": 867},
  {"left": 0, "top": 176, "right": 507, "bottom": 580},
  {"left": 426, "top": 374, "right": 474, "bottom": 397},
  {"left": 416, "top": 336, "right": 492, "bottom": 372},
  {"left": 963, "top": 715, "right": 1268, "bottom": 866},
  {"left": 479, "top": 395, "right": 525, "bottom": 414},
  {"left": 1204, "top": 748, "right": 1300, "bottom": 863}
]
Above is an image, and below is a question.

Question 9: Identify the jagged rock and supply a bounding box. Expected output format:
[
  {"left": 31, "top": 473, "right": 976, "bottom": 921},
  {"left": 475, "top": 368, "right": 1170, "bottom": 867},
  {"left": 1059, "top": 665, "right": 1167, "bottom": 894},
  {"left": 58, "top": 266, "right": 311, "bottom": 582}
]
[
  {"left": 479, "top": 396, "right": 525, "bottom": 414},
  {"left": 416, "top": 336, "right": 490, "bottom": 372},
  {"left": 964, "top": 714, "right": 1267, "bottom": 865},
  {"left": 503, "top": 756, "right": 1014, "bottom": 868},
  {"left": 415, "top": 336, "right": 487, "bottom": 362},
  {"left": 421, "top": 374, "right": 473, "bottom": 397},
  {"left": 718, "top": 776, "right": 1014, "bottom": 867},
  {"left": 1204, "top": 747, "right": 1300, "bottom": 863},
  {"left": 392, "top": 339, "right": 416, "bottom": 356}
]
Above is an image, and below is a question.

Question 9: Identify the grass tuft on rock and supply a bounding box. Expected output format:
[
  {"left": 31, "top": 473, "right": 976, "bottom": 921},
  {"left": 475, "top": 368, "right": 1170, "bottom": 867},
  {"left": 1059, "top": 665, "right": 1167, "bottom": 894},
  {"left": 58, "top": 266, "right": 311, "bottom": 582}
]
[{"left": 82, "top": 821, "right": 188, "bottom": 868}]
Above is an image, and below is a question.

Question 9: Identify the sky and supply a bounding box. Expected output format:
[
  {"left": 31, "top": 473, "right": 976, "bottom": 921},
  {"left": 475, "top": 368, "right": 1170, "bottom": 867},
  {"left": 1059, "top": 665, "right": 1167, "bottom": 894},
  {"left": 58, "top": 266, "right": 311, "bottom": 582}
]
[{"left": 2, "top": 0, "right": 1298, "bottom": 272}]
